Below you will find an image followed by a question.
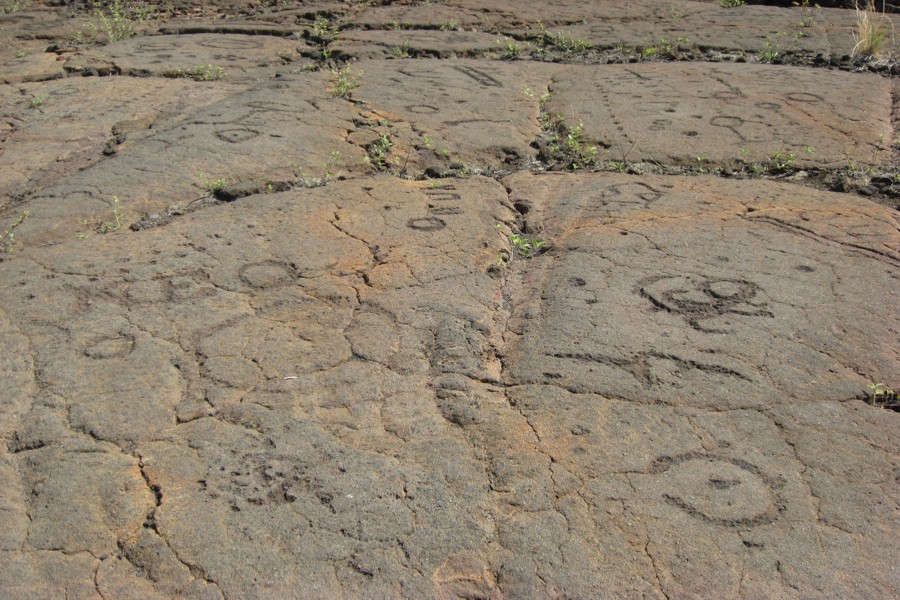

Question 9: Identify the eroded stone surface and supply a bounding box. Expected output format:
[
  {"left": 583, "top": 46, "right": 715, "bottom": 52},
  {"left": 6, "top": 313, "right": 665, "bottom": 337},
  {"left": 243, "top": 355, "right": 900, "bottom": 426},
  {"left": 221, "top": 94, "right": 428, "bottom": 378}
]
[
  {"left": 352, "top": 58, "right": 553, "bottom": 171},
  {"left": 66, "top": 33, "right": 311, "bottom": 78},
  {"left": 8, "top": 70, "right": 372, "bottom": 247},
  {"left": 545, "top": 62, "right": 893, "bottom": 169},
  {"left": 0, "top": 76, "right": 247, "bottom": 205},
  {"left": 0, "top": 1, "right": 897, "bottom": 598},
  {"left": 334, "top": 29, "right": 505, "bottom": 59},
  {"left": 503, "top": 172, "right": 900, "bottom": 404}
]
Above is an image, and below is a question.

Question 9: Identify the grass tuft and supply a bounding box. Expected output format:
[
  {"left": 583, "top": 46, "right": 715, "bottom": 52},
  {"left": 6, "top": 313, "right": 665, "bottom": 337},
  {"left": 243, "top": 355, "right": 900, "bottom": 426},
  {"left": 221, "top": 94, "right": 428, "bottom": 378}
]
[{"left": 852, "top": 1, "right": 894, "bottom": 58}]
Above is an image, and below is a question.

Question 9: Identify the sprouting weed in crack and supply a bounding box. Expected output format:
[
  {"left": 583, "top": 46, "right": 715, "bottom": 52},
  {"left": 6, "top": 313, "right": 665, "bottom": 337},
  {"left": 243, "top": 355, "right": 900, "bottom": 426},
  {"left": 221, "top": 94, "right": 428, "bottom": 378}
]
[
  {"left": 330, "top": 67, "right": 362, "bottom": 99},
  {"left": 0, "top": 0, "right": 30, "bottom": 14},
  {"left": 798, "top": 0, "right": 818, "bottom": 28},
  {"left": 541, "top": 28, "right": 592, "bottom": 55},
  {"left": 392, "top": 41, "right": 411, "bottom": 57},
  {"left": 294, "top": 150, "right": 343, "bottom": 187},
  {"left": 759, "top": 32, "right": 804, "bottom": 63},
  {"left": 198, "top": 172, "right": 228, "bottom": 193},
  {"left": 497, "top": 36, "right": 528, "bottom": 59},
  {"left": 308, "top": 15, "right": 338, "bottom": 45},
  {"left": 497, "top": 224, "right": 546, "bottom": 259},
  {"left": 539, "top": 111, "right": 599, "bottom": 170},
  {"left": 767, "top": 150, "right": 797, "bottom": 173},
  {"left": 365, "top": 133, "right": 393, "bottom": 169},
  {"left": 163, "top": 64, "right": 227, "bottom": 81},
  {"left": 0, "top": 210, "right": 30, "bottom": 254},
  {"left": 98, "top": 196, "right": 125, "bottom": 233},
  {"left": 867, "top": 382, "right": 899, "bottom": 409},
  {"left": 83, "top": 0, "right": 156, "bottom": 44}
]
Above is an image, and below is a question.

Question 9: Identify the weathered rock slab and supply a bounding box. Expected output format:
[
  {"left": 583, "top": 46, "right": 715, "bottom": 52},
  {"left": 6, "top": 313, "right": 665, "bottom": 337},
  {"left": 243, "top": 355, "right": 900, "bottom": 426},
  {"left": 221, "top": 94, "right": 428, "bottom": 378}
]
[
  {"left": 352, "top": 58, "right": 553, "bottom": 170},
  {"left": 334, "top": 29, "right": 505, "bottom": 59},
  {"left": 3, "top": 170, "right": 898, "bottom": 598},
  {"left": 545, "top": 63, "right": 894, "bottom": 168},
  {"left": 503, "top": 171, "right": 900, "bottom": 405},
  {"left": 66, "top": 33, "right": 310, "bottom": 78},
  {"left": 0, "top": 76, "right": 248, "bottom": 206},
  {"left": 1, "top": 2, "right": 898, "bottom": 598},
  {"left": 7, "top": 70, "right": 370, "bottom": 247}
]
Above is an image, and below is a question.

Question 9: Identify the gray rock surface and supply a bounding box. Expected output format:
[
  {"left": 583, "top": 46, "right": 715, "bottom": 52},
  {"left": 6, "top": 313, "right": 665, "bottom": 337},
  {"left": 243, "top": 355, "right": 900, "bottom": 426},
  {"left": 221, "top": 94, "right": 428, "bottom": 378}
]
[{"left": 0, "top": 1, "right": 897, "bottom": 598}]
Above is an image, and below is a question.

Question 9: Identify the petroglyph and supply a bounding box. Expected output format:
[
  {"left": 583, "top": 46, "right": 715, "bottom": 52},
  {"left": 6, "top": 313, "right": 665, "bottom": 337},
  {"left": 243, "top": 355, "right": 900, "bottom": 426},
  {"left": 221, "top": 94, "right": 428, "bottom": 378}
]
[{"left": 1, "top": 3, "right": 897, "bottom": 598}]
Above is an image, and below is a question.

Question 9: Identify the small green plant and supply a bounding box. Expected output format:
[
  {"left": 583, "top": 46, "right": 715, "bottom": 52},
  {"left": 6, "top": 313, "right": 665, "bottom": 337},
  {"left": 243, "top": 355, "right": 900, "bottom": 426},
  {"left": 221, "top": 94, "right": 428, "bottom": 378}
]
[
  {"left": 86, "top": 0, "right": 155, "bottom": 43},
  {"left": 365, "top": 134, "right": 393, "bottom": 169},
  {"left": 867, "top": 382, "right": 898, "bottom": 408},
  {"left": 27, "top": 97, "right": 43, "bottom": 109},
  {"left": 189, "top": 64, "right": 226, "bottom": 81},
  {"left": 199, "top": 172, "right": 228, "bottom": 192},
  {"left": 610, "top": 160, "right": 626, "bottom": 173},
  {"left": 760, "top": 31, "right": 804, "bottom": 62},
  {"left": 768, "top": 150, "right": 797, "bottom": 172},
  {"left": 798, "top": 0, "right": 817, "bottom": 28},
  {"left": 761, "top": 36, "right": 781, "bottom": 61},
  {"left": 720, "top": 0, "right": 746, "bottom": 7},
  {"left": 0, "top": 210, "right": 29, "bottom": 254},
  {"left": 546, "top": 30, "right": 591, "bottom": 54},
  {"left": 165, "top": 64, "right": 227, "bottom": 81},
  {"left": 643, "top": 38, "right": 677, "bottom": 60},
  {"left": 497, "top": 36, "right": 526, "bottom": 59},
  {"left": 422, "top": 135, "right": 433, "bottom": 148},
  {"left": 330, "top": 67, "right": 361, "bottom": 98},
  {"left": 297, "top": 173, "right": 326, "bottom": 188},
  {"left": 540, "top": 111, "right": 598, "bottom": 170},
  {"left": 852, "top": 1, "right": 894, "bottom": 58},
  {"left": 868, "top": 382, "right": 894, "bottom": 398},
  {"left": 98, "top": 196, "right": 124, "bottom": 233},
  {"left": 309, "top": 16, "right": 337, "bottom": 43},
  {"left": 392, "top": 41, "right": 411, "bottom": 57},
  {"left": 320, "top": 149, "right": 342, "bottom": 179},
  {"left": 439, "top": 19, "right": 458, "bottom": 31},
  {"left": 497, "top": 224, "right": 546, "bottom": 258},
  {"left": 1, "top": 0, "right": 30, "bottom": 14}
]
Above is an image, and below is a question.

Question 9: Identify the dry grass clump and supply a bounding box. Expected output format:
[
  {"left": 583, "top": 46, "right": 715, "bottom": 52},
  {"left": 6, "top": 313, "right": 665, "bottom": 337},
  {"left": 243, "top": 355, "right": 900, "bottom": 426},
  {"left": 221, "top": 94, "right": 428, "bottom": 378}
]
[{"left": 852, "top": 1, "right": 894, "bottom": 58}]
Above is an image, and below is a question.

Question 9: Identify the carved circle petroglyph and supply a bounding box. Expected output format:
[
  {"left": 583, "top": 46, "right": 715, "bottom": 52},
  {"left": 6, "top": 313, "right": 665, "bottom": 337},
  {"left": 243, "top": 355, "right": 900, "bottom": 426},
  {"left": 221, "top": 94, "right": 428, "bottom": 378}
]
[
  {"left": 603, "top": 182, "right": 667, "bottom": 208},
  {"left": 215, "top": 128, "right": 263, "bottom": 143},
  {"left": 649, "top": 454, "right": 783, "bottom": 527},
  {"left": 407, "top": 216, "right": 446, "bottom": 231},
  {"left": 195, "top": 37, "right": 262, "bottom": 50},
  {"left": 785, "top": 92, "right": 823, "bottom": 103},
  {"left": 84, "top": 333, "right": 136, "bottom": 359},
  {"left": 239, "top": 261, "right": 298, "bottom": 289},
  {"left": 405, "top": 104, "right": 440, "bottom": 114}
]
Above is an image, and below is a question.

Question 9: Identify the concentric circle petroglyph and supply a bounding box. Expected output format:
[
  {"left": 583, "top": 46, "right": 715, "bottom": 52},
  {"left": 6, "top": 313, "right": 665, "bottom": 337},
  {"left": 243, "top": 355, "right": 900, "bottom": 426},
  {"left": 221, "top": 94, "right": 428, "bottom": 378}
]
[{"left": 2, "top": 4, "right": 898, "bottom": 599}]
